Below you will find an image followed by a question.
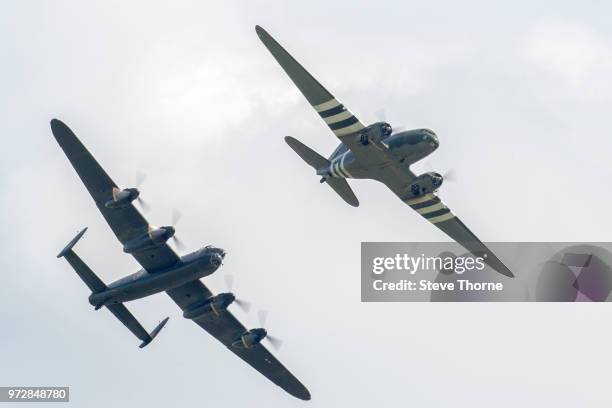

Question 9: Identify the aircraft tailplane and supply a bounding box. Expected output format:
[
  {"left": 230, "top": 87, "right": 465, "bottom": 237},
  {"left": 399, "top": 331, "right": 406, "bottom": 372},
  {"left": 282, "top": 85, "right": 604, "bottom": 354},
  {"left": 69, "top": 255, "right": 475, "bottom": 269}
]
[
  {"left": 57, "top": 228, "right": 169, "bottom": 347},
  {"left": 284, "top": 136, "right": 328, "bottom": 169},
  {"left": 284, "top": 136, "right": 359, "bottom": 207},
  {"left": 325, "top": 177, "right": 359, "bottom": 207}
]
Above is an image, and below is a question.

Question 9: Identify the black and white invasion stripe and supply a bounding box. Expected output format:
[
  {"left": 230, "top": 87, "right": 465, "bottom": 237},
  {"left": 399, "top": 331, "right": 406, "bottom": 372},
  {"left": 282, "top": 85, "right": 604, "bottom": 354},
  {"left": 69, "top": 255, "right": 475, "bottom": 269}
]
[
  {"left": 328, "top": 153, "right": 352, "bottom": 178},
  {"left": 404, "top": 193, "right": 455, "bottom": 224},
  {"left": 314, "top": 98, "right": 365, "bottom": 137}
]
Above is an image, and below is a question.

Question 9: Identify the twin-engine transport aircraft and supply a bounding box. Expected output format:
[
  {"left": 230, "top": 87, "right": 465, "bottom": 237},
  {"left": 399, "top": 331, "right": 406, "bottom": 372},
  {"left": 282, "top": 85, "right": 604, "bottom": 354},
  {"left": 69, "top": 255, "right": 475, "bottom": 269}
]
[
  {"left": 50, "top": 119, "right": 310, "bottom": 401},
  {"left": 256, "top": 25, "right": 514, "bottom": 278}
]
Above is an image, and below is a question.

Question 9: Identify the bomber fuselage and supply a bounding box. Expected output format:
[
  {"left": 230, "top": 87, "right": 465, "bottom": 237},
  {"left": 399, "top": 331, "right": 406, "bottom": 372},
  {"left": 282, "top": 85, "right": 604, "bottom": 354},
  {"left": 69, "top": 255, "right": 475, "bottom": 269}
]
[{"left": 88, "top": 246, "right": 224, "bottom": 307}]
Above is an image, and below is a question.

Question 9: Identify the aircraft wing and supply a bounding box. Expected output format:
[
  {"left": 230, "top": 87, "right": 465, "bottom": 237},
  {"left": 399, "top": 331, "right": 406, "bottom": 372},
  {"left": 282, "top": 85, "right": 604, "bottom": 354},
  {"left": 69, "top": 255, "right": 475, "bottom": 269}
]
[
  {"left": 403, "top": 192, "right": 514, "bottom": 277},
  {"left": 257, "top": 26, "right": 377, "bottom": 163},
  {"left": 51, "top": 119, "right": 180, "bottom": 273},
  {"left": 166, "top": 280, "right": 310, "bottom": 400}
]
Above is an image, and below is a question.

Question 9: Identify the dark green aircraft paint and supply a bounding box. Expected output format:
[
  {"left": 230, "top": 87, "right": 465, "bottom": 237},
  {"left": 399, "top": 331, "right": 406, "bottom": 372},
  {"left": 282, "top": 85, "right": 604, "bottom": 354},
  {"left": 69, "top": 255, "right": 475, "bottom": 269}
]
[
  {"left": 256, "top": 25, "right": 513, "bottom": 278},
  {"left": 51, "top": 119, "right": 310, "bottom": 400}
]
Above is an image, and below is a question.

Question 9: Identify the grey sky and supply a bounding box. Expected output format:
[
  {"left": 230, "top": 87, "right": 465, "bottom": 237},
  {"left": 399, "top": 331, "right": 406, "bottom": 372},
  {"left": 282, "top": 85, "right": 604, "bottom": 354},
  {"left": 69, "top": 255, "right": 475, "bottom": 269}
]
[{"left": 2, "top": 0, "right": 612, "bottom": 406}]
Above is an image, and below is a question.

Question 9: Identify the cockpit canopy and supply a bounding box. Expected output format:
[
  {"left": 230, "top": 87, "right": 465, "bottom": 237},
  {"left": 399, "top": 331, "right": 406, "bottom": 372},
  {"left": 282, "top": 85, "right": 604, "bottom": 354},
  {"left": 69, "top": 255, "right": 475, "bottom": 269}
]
[
  {"left": 203, "top": 245, "right": 226, "bottom": 259},
  {"left": 420, "top": 129, "right": 439, "bottom": 147},
  {"left": 421, "top": 128, "right": 436, "bottom": 136}
]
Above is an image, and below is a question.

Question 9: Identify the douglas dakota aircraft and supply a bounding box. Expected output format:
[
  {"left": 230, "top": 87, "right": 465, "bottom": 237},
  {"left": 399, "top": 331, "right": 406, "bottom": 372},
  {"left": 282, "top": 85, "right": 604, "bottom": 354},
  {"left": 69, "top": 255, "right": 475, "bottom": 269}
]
[
  {"left": 50, "top": 119, "right": 310, "bottom": 400},
  {"left": 256, "top": 25, "right": 513, "bottom": 278}
]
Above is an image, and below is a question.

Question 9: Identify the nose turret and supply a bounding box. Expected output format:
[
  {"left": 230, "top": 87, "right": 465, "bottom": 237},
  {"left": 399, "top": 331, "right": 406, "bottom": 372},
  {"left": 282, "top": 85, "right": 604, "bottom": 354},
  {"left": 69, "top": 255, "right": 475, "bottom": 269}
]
[
  {"left": 205, "top": 245, "right": 226, "bottom": 258},
  {"left": 210, "top": 252, "right": 223, "bottom": 267}
]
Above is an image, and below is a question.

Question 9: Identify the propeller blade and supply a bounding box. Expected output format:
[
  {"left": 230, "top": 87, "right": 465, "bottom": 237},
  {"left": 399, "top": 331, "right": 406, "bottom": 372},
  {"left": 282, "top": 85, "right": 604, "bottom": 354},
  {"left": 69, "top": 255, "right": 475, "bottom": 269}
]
[
  {"left": 257, "top": 309, "right": 282, "bottom": 349},
  {"left": 424, "top": 161, "right": 456, "bottom": 183},
  {"left": 136, "top": 197, "right": 151, "bottom": 212},
  {"left": 135, "top": 171, "right": 147, "bottom": 188},
  {"left": 172, "top": 235, "right": 186, "bottom": 251},
  {"left": 223, "top": 275, "right": 250, "bottom": 312},
  {"left": 172, "top": 209, "right": 183, "bottom": 225},
  {"left": 224, "top": 274, "right": 234, "bottom": 291},
  {"left": 235, "top": 298, "right": 252, "bottom": 313},
  {"left": 266, "top": 334, "right": 283, "bottom": 350},
  {"left": 257, "top": 310, "right": 268, "bottom": 327},
  {"left": 374, "top": 108, "right": 406, "bottom": 133},
  {"left": 443, "top": 169, "right": 456, "bottom": 182}
]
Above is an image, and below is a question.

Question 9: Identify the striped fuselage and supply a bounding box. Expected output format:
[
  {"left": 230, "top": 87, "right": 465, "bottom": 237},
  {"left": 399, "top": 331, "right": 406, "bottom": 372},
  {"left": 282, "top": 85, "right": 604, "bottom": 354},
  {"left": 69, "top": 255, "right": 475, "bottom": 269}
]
[
  {"left": 309, "top": 96, "right": 455, "bottom": 224},
  {"left": 325, "top": 128, "right": 440, "bottom": 181},
  {"left": 325, "top": 144, "right": 456, "bottom": 225}
]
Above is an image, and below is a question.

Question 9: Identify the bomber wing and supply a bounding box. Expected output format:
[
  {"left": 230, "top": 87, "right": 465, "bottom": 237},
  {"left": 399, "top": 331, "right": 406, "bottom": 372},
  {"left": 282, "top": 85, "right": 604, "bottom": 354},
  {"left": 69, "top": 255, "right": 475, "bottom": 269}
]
[
  {"left": 166, "top": 280, "right": 310, "bottom": 400},
  {"left": 51, "top": 119, "right": 180, "bottom": 273}
]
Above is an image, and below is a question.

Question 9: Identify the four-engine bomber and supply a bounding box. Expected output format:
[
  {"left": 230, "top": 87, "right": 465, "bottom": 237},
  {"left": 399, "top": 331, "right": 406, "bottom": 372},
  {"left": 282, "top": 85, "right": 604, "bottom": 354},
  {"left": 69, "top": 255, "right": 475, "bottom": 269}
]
[{"left": 51, "top": 119, "right": 310, "bottom": 401}]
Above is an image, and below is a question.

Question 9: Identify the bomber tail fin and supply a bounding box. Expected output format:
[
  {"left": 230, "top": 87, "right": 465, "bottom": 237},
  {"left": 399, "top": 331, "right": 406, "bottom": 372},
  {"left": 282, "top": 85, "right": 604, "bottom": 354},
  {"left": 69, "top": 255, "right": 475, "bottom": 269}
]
[
  {"left": 57, "top": 228, "right": 107, "bottom": 293},
  {"left": 57, "top": 229, "right": 169, "bottom": 347},
  {"left": 284, "top": 136, "right": 359, "bottom": 207}
]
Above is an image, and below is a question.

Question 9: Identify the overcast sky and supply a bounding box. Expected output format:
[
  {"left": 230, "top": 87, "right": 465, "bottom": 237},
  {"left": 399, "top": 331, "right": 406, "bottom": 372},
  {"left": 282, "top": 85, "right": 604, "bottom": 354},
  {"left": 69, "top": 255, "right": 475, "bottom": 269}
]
[{"left": 2, "top": 0, "right": 612, "bottom": 406}]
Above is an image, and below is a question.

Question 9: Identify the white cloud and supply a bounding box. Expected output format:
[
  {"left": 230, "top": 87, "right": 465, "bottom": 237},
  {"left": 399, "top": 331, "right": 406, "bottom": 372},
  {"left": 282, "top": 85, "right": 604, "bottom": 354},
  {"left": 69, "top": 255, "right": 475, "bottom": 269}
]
[
  {"left": 2, "top": 2, "right": 612, "bottom": 407},
  {"left": 521, "top": 17, "right": 612, "bottom": 85}
]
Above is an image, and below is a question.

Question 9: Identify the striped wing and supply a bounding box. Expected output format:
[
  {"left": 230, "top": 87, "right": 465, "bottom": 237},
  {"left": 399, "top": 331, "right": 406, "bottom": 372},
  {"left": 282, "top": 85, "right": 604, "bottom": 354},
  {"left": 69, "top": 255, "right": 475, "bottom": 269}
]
[
  {"left": 256, "top": 26, "right": 366, "bottom": 141},
  {"left": 313, "top": 98, "right": 366, "bottom": 138},
  {"left": 405, "top": 193, "right": 456, "bottom": 224},
  {"left": 404, "top": 193, "right": 514, "bottom": 278}
]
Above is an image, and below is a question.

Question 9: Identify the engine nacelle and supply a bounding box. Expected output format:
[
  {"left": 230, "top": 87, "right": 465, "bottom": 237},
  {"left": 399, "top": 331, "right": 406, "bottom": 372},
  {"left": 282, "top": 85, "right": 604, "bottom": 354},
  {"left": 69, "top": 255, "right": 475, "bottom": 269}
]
[
  {"left": 358, "top": 122, "right": 393, "bottom": 145},
  {"left": 407, "top": 172, "right": 444, "bottom": 198},
  {"left": 122, "top": 226, "right": 175, "bottom": 253},
  {"left": 105, "top": 187, "right": 139, "bottom": 208},
  {"left": 231, "top": 328, "right": 267, "bottom": 349},
  {"left": 183, "top": 293, "right": 235, "bottom": 320}
]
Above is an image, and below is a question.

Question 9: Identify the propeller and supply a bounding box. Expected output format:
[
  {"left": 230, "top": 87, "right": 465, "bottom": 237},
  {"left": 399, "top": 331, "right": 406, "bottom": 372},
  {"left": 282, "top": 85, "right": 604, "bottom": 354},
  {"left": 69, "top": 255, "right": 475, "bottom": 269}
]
[
  {"left": 258, "top": 310, "right": 268, "bottom": 326},
  {"left": 257, "top": 310, "right": 283, "bottom": 350},
  {"left": 136, "top": 197, "right": 151, "bottom": 212},
  {"left": 424, "top": 161, "right": 456, "bottom": 183},
  {"left": 375, "top": 108, "right": 406, "bottom": 133},
  {"left": 266, "top": 334, "right": 284, "bottom": 350},
  {"left": 374, "top": 108, "right": 387, "bottom": 122},
  {"left": 135, "top": 171, "right": 146, "bottom": 188},
  {"left": 224, "top": 275, "right": 252, "bottom": 313},
  {"left": 169, "top": 209, "right": 185, "bottom": 251},
  {"left": 171, "top": 209, "right": 182, "bottom": 225},
  {"left": 442, "top": 168, "right": 456, "bottom": 182},
  {"left": 172, "top": 235, "right": 186, "bottom": 251},
  {"left": 134, "top": 171, "right": 151, "bottom": 212}
]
